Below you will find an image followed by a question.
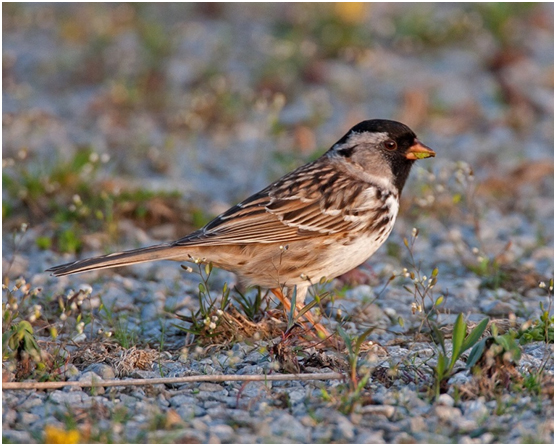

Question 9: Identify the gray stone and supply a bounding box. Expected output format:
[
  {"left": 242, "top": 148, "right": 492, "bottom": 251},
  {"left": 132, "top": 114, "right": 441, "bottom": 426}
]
[
  {"left": 409, "top": 416, "right": 427, "bottom": 432},
  {"left": 392, "top": 432, "right": 417, "bottom": 443},
  {"left": 2, "top": 430, "right": 32, "bottom": 444},
  {"left": 312, "top": 424, "right": 333, "bottom": 442},
  {"left": 206, "top": 406, "right": 228, "bottom": 418},
  {"left": 83, "top": 363, "right": 116, "bottom": 380},
  {"left": 448, "top": 370, "right": 472, "bottom": 385},
  {"left": 141, "top": 302, "right": 162, "bottom": 320},
  {"left": 19, "top": 395, "right": 45, "bottom": 411},
  {"left": 16, "top": 411, "right": 40, "bottom": 426},
  {"left": 481, "top": 300, "right": 515, "bottom": 316},
  {"left": 453, "top": 417, "right": 478, "bottom": 433},
  {"left": 198, "top": 382, "right": 225, "bottom": 392},
  {"left": 239, "top": 381, "right": 270, "bottom": 398},
  {"left": 270, "top": 412, "right": 308, "bottom": 442},
  {"left": 197, "top": 390, "right": 228, "bottom": 402},
  {"left": 360, "top": 404, "right": 396, "bottom": 418},
  {"left": 354, "top": 430, "right": 386, "bottom": 443},
  {"left": 79, "top": 371, "right": 104, "bottom": 383},
  {"left": 193, "top": 405, "right": 208, "bottom": 417},
  {"left": 204, "top": 401, "right": 221, "bottom": 409},
  {"left": 462, "top": 399, "right": 489, "bottom": 420},
  {"left": 434, "top": 405, "right": 462, "bottom": 422},
  {"left": 236, "top": 364, "right": 264, "bottom": 375},
  {"left": 286, "top": 388, "right": 306, "bottom": 405},
  {"left": 333, "top": 414, "right": 355, "bottom": 441},
  {"left": 479, "top": 433, "right": 495, "bottom": 443},
  {"left": 48, "top": 390, "right": 87, "bottom": 405},
  {"left": 190, "top": 418, "right": 209, "bottom": 432},
  {"left": 211, "top": 424, "right": 235, "bottom": 442},
  {"left": 100, "top": 285, "right": 136, "bottom": 311},
  {"left": 437, "top": 393, "right": 455, "bottom": 407},
  {"left": 460, "top": 435, "right": 481, "bottom": 444},
  {"left": 175, "top": 405, "right": 195, "bottom": 420},
  {"left": 2, "top": 408, "right": 17, "bottom": 427},
  {"left": 169, "top": 394, "right": 198, "bottom": 407}
]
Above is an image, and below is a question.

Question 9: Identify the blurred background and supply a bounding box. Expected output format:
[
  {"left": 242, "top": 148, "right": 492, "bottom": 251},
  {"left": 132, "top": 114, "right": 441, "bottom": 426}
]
[
  {"left": 2, "top": 7, "right": 554, "bottom": 442},
  {"left": 2, "top": 2, "right": 553, "bottom": 257}
]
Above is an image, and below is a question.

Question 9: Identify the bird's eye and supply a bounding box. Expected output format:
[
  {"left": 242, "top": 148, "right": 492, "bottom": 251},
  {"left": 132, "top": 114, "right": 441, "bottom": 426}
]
[{"left": 383, "top": 139, "right": 397, "bottom": 151}]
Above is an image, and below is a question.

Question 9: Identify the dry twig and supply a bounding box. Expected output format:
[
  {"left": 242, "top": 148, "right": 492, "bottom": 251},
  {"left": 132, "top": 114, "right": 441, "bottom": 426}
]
[{"left": 3, "top": 372, "right": 344, "bottom": 390}]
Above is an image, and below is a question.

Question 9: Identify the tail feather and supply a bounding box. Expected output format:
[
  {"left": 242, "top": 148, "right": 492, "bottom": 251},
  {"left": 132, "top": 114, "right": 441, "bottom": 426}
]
[{"left": 46, "top": 244, "right": 187, "bottom": 277}]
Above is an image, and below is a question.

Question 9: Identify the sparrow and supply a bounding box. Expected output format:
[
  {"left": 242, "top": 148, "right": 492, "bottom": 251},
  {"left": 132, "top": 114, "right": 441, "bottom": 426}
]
[{"left": 48, "top": 119, "right": 435, "bottom": 334}]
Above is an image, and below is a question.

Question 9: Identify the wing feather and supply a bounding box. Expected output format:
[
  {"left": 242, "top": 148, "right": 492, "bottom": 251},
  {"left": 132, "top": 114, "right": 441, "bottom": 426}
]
[{"left": 174, "top": 159, "right": 393, "bottom": 247}]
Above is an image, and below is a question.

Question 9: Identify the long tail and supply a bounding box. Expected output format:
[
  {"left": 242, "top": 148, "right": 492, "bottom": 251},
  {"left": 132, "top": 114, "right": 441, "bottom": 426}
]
[{"left": 47, "top": 244, "right": 189, "bottom": 277}]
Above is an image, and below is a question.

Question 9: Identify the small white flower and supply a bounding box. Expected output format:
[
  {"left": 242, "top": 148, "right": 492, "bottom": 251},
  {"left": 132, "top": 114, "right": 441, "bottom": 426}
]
[
  {"left": 539, "top": 282, "right": 546, "bottom": 289},
  {"left": 79, "top": 284, "right": 93, "bottom": 295},
  {"left": 209, "top": 322, "right": 216, "bottom": 330}
]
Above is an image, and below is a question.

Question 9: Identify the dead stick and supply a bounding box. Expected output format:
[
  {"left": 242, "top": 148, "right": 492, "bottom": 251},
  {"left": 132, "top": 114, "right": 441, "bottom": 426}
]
[{"left": 2, "top": 372, "right": 344, "bottom": 390}]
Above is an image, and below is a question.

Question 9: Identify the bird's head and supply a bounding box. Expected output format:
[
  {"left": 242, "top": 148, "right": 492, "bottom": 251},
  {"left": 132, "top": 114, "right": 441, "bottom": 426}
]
[{"left": 329, "top": 119, "right": 435, "bottom": 192}]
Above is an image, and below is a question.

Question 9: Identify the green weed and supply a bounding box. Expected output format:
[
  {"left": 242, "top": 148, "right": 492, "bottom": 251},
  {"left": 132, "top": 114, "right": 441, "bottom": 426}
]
[{"left": 430, "top": 314, "right": 489, "bottom": 398}]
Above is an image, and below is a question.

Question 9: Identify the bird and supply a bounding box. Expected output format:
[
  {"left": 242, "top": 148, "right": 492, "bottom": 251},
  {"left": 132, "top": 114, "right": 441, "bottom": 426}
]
[{"left": 48, "top": 119, "right": 435, "bottom": 335}]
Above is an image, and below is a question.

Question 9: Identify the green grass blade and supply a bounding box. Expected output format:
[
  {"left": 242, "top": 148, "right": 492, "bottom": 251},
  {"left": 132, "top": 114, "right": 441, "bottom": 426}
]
[
  {"left": 296, "top": 299, "right": 318, "bottom": 320},
  {"left": 461, "top": 318, "right": 489, "bottom": 352},
  {"left": 337, "top": 325, "right": 354, "bottom": 356},
  {"left": 449, "top": 313, "right": 466, "bottom": 370},
  {"left": 355, "top": 327, "right": 376, "bottom": 353},
  {"left": 466, "top": 338, "right": 487, "bottom": 368}
]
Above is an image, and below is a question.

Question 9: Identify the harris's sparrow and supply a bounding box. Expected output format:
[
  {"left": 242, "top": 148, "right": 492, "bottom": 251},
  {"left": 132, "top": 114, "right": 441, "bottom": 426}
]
[{"left": 48, "top": 119, "right": 435, "bottom": 333}]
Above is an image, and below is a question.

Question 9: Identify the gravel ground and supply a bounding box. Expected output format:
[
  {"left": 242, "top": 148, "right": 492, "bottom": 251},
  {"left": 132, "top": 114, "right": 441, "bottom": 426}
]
[{"left": 2, "top": 4, "right": 554, "bottom": 444}]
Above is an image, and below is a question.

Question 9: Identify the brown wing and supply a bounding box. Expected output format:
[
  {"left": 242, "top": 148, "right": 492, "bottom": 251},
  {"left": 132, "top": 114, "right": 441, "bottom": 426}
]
[{"left": 174, "top": 159, "right": 391, "bottom": 247}]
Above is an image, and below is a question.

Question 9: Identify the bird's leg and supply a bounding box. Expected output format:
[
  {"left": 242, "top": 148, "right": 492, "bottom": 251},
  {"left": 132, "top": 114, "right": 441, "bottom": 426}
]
[{"left": 270, "top": 288, "right": 329, "bottom": 337}]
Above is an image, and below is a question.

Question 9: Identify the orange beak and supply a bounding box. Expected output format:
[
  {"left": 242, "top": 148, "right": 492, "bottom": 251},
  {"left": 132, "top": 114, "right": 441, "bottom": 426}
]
[{"left": 405, "top": 140, "right": 436, "bottom": 160}]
